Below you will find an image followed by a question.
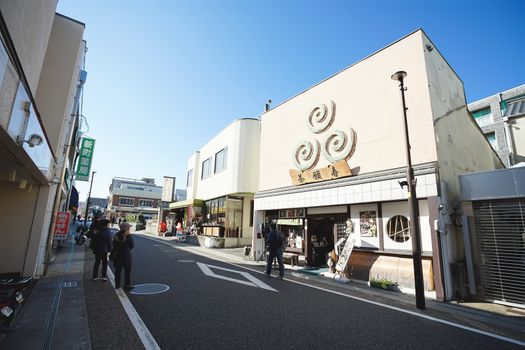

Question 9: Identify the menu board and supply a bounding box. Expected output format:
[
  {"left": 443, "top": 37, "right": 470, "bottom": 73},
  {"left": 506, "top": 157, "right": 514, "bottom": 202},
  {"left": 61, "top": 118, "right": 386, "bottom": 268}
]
[{"left": 335, "top": 236, "right": 356, "bottom": 272}]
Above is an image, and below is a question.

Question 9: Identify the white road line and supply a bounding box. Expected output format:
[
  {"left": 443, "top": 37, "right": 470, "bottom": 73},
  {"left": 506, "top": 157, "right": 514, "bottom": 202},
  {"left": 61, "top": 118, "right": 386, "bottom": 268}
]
[
  {"left": 205, "top": 263, "right": 277, "bottom": 292},
  {"left": 107, "top": 268, "right": 161, "bottom": 350},
  {"left": 137, "top": 234, "right": 525, "bottom": 347}
]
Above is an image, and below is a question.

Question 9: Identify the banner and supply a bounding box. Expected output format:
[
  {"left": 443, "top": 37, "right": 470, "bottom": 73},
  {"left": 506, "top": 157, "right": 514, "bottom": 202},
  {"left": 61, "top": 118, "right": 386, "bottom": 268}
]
[
  {"left": 162, "top": 176, "right": 176, "bottom": 202},
  {"left": 53, "top": 211, "right": 71, "bottom": 240},
  {"left": 76, "top": 137, "right": 95, "bottom": 181}
]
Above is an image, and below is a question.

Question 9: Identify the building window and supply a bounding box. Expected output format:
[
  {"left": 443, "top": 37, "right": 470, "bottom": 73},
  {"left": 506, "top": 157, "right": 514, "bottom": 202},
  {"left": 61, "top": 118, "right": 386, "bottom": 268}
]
[
  {"left": 485, "top": 132, "right": 497, "bottom": 150},
  {"left": 250, "top": 200, "right": 254, "bottom": 227},
  {"left": 472, "top": 107, "right": 492, "bottom": 127},
  {"left": 201, "top": 158, "right": 211, "bottom": 180},
  {"left": 387, "top": 215, "right": 410, "bottom": 243},
  {"left": 214, "top": 147, "right": 227, "bottom": 174},
  {"left": 139, "top": 199, "right": 153, "bottom": 207},
  {"left": 187, "top": 169, "right": 193, "bottom": 187},
  {"left": 119, "top": 197, "right": 134, "bottom": 206}
]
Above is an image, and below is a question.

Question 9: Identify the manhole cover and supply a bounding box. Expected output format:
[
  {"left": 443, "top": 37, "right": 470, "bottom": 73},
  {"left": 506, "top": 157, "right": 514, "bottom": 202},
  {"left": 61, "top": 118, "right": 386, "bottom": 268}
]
[
  {"left": 129, "top": 283, "right": 170, "bottom": 295},
  {"left": 177, "top": 260, "right": 195, "bottom": 263}
]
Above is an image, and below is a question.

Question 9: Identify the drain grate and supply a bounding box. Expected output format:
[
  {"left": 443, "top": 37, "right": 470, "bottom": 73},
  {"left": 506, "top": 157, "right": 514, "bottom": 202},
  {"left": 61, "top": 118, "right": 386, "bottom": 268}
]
[{"left": 129, "top": 283, "right": 170, "bottom": 295}]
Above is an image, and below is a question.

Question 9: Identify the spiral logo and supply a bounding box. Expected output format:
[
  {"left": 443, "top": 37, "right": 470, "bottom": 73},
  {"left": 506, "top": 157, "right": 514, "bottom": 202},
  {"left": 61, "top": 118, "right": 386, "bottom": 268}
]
[
  {"left": 308, "top": 100, "right": 335, "bottom": 134},
  {"left": 321, "top": 128, "right": 357, "bottom": 163},
  {"left": 293, "top": 140, "right": 320, "bottom": 171}
]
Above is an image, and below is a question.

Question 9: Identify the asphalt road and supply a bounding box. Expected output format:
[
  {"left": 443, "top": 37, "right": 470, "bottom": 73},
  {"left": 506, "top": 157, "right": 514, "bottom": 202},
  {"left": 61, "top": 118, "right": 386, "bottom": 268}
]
[{"left": 118, "top": 236, "right": 523, "bottom": 350}]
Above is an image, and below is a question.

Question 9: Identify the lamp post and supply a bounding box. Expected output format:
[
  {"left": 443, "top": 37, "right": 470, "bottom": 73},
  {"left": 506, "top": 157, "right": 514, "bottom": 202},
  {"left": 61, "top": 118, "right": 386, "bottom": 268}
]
[
  {"left": 84, "top": 170, "right": 96, "bottom": 227},
  {"left": 391, "top": 71, "right": 426, "bottom": 310}
]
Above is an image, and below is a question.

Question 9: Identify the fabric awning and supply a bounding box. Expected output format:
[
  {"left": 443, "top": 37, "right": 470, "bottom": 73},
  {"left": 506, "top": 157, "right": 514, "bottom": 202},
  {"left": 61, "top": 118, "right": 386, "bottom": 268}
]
[{"left": 169, "top": 199, "right": 204, "bottom": 209}]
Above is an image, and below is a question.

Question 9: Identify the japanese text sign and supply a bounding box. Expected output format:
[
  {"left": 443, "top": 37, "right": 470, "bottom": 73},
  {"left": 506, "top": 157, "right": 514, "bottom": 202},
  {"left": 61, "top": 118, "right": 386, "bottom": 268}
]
[
  {"left": 53, "top": 211, "right": 71, "bottom": 240},
  {"left": 76, "top": 137, "right": 95, "bottom": 181}
]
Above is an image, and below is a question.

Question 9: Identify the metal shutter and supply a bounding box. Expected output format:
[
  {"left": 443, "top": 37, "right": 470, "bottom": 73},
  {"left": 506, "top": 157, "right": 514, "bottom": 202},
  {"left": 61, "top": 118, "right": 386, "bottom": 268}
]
[{"left": 473, "top": 199, "right": 525, "bottom": 307}]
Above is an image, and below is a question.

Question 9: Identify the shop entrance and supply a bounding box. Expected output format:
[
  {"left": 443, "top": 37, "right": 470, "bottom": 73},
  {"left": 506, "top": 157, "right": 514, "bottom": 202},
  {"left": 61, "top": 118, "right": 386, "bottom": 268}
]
[{"left": 307, "top": 216, "right": 344, "bottom": 267}]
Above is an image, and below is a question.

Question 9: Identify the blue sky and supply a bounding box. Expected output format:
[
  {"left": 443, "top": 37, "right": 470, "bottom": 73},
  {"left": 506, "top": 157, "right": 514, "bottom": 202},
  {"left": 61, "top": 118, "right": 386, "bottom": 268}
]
[{"left": 56, "top": 0, "right": 525, "bottom": 201}]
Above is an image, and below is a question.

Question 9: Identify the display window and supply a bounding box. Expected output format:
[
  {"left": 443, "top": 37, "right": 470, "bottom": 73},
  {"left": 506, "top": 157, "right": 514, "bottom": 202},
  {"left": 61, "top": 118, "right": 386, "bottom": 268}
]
[{"left": 350, "top": 203, "right": 379, "bottom": 249}]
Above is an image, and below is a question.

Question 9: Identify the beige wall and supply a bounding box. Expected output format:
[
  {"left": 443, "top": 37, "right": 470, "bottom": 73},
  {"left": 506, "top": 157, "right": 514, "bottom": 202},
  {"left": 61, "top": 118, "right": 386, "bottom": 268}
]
[
  {"left": 511, "top": 116, "right": 525, "bottom": 162},
  {"left": 422, "top": 34, "right": 503, "bottom": 262},
  {"left": 35, "top": 14, "right": 85, "bottom": 154},
  {"left": 259, "top": 30, "right": 437, "bottom": 191},
  {"left": 0, "top": 0, "right": 57, "bottom": 93}
]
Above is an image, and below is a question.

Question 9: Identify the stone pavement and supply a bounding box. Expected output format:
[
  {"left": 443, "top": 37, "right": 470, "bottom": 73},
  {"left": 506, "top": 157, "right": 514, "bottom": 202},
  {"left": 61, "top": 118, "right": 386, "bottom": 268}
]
[{"left": 1, "top": 230, "right": 524, "bottom": 349}]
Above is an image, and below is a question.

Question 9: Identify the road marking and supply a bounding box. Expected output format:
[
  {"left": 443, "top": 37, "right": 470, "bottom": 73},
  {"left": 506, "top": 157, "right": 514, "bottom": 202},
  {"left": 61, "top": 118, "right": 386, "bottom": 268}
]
[
  {"left": 196, "top": 262, "right": 277, "bottom": 292},
  {"left": 107, "top": 268, "right": 161, "bottom": 350},
  {"left": 137, "top": 234, "right": 525, "bottom": 347}
]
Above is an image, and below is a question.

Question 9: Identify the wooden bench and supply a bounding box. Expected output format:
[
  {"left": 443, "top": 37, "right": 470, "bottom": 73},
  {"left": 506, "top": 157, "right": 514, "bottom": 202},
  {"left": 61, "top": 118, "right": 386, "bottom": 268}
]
[{"left": 283, "top": 252, "right": 299, "bottom": 267}]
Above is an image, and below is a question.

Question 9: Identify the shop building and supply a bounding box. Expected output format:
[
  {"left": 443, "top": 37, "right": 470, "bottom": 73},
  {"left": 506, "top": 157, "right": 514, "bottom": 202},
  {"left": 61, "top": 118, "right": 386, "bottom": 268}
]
[
  {"left": 468, "top": 84, "right": 525, "bottom": 167},
  {"left": 108, "top": 177, "right": 162, "bottom": 220},
  {"left": 171, "top": 118, "right": 260, "bottom": 248},
  {"left": 0, "top": 3, "right": 86, "bottom": 276},
  {"left": 253, "top": 29, "right": 503, "bottom": 300}
]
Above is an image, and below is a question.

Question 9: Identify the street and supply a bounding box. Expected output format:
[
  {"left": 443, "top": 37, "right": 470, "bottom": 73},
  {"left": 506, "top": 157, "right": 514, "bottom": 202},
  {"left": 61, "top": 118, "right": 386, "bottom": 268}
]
[{"left": 82, "top": 235, "right": 524, "bottom": 350}]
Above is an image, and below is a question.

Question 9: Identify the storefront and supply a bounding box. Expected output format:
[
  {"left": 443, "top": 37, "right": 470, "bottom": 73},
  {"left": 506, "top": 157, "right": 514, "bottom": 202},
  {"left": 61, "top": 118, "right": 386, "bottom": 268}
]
[{"left": 253, "top": 29, "right": 503, "bottom": 300}]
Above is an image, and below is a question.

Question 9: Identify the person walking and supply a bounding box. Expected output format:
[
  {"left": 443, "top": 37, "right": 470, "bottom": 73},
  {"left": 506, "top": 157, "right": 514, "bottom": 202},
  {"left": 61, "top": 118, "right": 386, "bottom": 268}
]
[
  {"left": 266, "top": 223, "right": 285, "bottom": 279},
  {"left": 91, "top": 219, "right": 112, "bottom": 281},
  {"left": 112, "top": 222, "right": 135, "bottom": 290}
]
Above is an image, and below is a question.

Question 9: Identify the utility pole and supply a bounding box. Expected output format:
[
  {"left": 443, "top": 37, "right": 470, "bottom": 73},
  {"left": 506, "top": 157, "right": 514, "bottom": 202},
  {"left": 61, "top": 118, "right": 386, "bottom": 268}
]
[
  {"left": 391, "top": 71, "right": 426, "bottom": 310},
  {"left": 84, "top": 170, "right": 96, "bottom": 227}
]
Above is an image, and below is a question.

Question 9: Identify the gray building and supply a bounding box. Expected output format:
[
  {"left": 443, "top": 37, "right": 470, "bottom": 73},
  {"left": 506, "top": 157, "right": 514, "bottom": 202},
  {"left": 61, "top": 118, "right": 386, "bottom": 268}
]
[{"left": 468, "top": 84, "right": 525, "bottom": 167}]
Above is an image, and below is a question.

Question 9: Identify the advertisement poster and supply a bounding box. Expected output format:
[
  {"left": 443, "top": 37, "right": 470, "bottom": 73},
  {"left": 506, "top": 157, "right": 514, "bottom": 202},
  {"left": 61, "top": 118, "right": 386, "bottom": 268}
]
[
  {"left": 360, "top": 211, "right": 377, "bottom": 237},
  {"left": 53, "top": 211, "right": 71, "bottom": 240}
]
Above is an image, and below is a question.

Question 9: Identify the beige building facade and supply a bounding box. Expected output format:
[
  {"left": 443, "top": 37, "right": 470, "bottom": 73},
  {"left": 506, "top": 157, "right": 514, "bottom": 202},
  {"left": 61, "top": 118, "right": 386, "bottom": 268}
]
[
  {"left": 0, "top": 2, "right": 86, "bottom": 276},
  {"left": 254, "top": 29, "right": 502, "bottom": 300}
]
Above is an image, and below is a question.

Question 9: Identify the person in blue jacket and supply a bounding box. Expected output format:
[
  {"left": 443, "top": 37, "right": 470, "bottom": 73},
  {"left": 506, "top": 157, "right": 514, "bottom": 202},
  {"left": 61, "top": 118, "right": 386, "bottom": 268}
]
[
  {"left": 266, "top": 223, "right": 285, "bottom": 279},
  {"left": 112, "top": 222, "right": 135, "bottom": 290},
  {"left": 91, "top": 219, "right": 113, "bottom": 281}
]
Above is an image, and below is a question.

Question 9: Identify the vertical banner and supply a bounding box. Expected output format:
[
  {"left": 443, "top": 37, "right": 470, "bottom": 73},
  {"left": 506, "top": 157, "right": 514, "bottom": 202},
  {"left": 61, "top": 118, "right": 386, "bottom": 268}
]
[
  {"left": 76, "top": 137, "right": 95, "bottom": 181},
  {"left": 53, "top": 211, "right": 71, "bottom": 240},
  {"left": 162, "top": 176, "right": 176, "bottom": 202}
]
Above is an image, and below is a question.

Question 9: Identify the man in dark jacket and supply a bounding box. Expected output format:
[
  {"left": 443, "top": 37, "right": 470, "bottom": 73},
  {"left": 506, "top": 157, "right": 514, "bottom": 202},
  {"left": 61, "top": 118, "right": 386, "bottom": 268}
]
[
  {"left": 112, "top": 222, "right": 135, "bottom": 290},
  {"left": 265, "top": 223, "right": 285, "bottom": 278},
  {"left": 91, "top": 219, "right": 113, "bottom": 281}
]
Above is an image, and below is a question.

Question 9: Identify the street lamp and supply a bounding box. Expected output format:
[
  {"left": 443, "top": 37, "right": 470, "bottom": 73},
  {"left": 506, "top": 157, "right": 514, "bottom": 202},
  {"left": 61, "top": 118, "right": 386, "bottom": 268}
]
[
  {"left": 84, "top": 170, "right": 96, "bottom": 227},
  {"left": 391, "top": 71, "right": 426, "bottom": 310}
]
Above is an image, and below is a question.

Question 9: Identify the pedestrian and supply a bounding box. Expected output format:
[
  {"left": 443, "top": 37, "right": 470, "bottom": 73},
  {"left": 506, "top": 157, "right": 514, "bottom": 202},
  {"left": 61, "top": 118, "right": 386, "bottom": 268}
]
[
  {"left": 112, "top": 222, "right": 135, "bottom": 290},
  {"left": 266, "top": 223, "right": 285, "bottom": 278},
  {"left": 118, "top": 217, "right": 122, "bottom": 225},
  {"left": 91, "top": 219, "right": 113, "bottom": 281},
  {"left": 111, "top": 216, "right": 116, "bottom": 227}
]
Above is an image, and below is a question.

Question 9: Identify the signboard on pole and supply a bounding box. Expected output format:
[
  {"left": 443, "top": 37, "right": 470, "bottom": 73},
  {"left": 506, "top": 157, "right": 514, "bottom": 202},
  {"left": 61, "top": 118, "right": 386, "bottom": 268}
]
[
  {"left": 53, "top": 211, "right": 71, "bottom": 240},
  {"left": 162, "top": 176, "right": 176, "bottom": 202},
  {"left": 76, "top": 137, "right": 95, "bottom": 181}
]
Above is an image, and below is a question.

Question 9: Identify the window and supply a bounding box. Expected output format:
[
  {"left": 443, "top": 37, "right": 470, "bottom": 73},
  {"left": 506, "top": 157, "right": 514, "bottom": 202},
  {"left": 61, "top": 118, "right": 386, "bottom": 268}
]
[
  {"left": 214, "top": 147, "right": 227, "bottom": 173},
  {"left": 472, "top": 108, "right": 492, "bottom": 127},
  {"left": 485, "top": 132, "right": 497, "bottom": 150},
  {"left": 187, "top": 169, "right": 193, "bottom": 187},
  {"left": 387, "top": 215, "right": 410, "bottom": 242},
  {"left": 119, "top": 197, "right": 134, "bottom": 206},
  {"left": 201, "top": 158, "right": 211, "bottom": 179},
  {"left": 250, "top": 200, "right": 254, "bottom": 227},
  {"left": 139, "top": 199, "right": 153, "bottom": 207}
]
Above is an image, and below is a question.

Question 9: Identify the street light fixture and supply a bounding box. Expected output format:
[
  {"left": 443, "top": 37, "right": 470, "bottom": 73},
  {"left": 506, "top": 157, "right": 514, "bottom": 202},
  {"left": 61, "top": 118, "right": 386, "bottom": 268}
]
[{"left": 391, "top": 71, "right": 426, "bottom": 310}]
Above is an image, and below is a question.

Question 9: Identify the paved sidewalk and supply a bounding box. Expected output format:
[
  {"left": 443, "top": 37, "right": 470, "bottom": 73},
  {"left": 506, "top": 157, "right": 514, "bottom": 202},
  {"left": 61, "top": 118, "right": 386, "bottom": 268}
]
[{"left": 1, "top": 236, "right": 91, "bottom": 349}]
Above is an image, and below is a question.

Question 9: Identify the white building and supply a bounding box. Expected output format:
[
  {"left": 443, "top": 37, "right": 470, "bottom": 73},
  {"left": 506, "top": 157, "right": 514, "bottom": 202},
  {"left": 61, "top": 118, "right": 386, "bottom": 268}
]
[
  {"left": 171, "top": 118, "right": 260, "bottom": 248},
  {"left": 108, "top": 177, "right": 162, "bottom": 220},
  {"left": 253, "top": 29, "right": 502, "bottom": 300}
]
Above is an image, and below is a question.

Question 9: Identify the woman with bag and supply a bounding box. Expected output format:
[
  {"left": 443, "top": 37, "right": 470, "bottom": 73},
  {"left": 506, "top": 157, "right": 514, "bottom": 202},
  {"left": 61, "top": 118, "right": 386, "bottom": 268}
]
[{"left": 112, "top": 222, "right": 135, "bottom": 290}]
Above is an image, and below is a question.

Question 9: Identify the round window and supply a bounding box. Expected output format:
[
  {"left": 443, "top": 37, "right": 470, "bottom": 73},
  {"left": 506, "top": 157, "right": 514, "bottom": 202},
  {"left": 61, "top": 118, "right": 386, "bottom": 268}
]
[{"left": 387, "top": 215, "right": 411, "bottom": 243}]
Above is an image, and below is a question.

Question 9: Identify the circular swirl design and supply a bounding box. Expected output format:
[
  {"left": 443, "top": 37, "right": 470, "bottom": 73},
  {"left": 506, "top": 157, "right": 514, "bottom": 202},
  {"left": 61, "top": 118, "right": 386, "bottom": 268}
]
[
  {"left": 293, "top": 140, "right": 320, "bottom": 171},
  {"left": 308, "top": 100, "right": 335, "bottom": 134},
  {"left": 321, "top": 128, "right": 357, "bottom": 163}
]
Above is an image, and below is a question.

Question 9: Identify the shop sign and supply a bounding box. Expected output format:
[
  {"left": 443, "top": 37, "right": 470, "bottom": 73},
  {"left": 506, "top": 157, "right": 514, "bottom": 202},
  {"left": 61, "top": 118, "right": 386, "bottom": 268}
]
[
  {"left": 278, "top": 208, "right": 305, "bottom": 218},
  {"left": 335, "top": 235, "right": 356, "bottom": 272},
  {"left": 76, "top": 137, "right": 95, "bottom": 181},
  {"left": 290, "top": 100, "right": 357, "bottom": 186},
  {"left": 53, "top": 211, "right": 71, "bottom": 240},
  {"left": 162, "top": 176, "right": 176, "bottom": 202}
]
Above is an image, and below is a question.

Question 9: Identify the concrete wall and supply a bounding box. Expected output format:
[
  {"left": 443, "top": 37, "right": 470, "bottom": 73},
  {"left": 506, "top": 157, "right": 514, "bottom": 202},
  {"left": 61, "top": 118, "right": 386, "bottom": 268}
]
[
  {"left": 259, "top": 30, "right": 437, "bottom": 191},
  {"left": 186, "top": 152, "right": 200, "bottom": 200},
  {"left": 422, "top": 33, "right": 503, "bottom": 262},
  {"left": 35, "top": 14, "right": 85, "bottom": 154},
  {"left": 0, "top": 0, "right": 57, "bottom": 93},
  {"left": 511, "top": 115, "right": 525, "bottom": 163}
]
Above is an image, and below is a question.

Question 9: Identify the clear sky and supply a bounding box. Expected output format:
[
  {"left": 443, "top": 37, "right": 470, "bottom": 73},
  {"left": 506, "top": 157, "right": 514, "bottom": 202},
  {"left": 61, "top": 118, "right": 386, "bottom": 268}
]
[{"left": 56, "top": 0, "right": 525, "bottom": 202}]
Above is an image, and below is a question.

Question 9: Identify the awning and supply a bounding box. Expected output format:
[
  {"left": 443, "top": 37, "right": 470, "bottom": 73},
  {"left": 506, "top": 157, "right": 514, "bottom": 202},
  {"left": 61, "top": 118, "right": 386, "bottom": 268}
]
[
  {"left": 68, "top": 186, "right": 79, "bottom": 210},
  {"left": 169, "top": 199, "right": 204, "bottom": 209}
]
